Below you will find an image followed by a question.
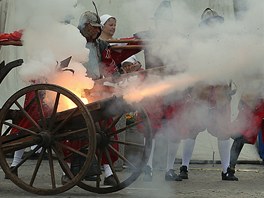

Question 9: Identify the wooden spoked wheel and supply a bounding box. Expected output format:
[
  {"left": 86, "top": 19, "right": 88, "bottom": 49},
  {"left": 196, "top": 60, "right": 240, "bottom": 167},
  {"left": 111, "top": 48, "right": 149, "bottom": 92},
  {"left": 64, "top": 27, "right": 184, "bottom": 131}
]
[
  {"left": 0, "top": 84, "right": 96, "bottom": 195},
  {"left": 78, "top": 105, "right": 152, "bottom": 194}
]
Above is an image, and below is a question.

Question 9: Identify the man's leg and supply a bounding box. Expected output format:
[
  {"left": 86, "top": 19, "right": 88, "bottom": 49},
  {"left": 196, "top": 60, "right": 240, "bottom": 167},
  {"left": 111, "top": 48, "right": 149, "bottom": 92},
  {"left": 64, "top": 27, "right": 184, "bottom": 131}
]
[
  {"left": 218, "top": 139, "right": 231, "bottom": 174},
  {"left": 5, "top": 149, "right": 24, "bottom": 179},
  {"left": 222, "top": 136, "right": 245, "bottom": 181},
  {"left": 230, "top": 136, "right": 246, "bottom": 169},
  {"left": 179, "top": 138, "right": 196, "bottom": 179},
  {"left": 143, "top": 138, "right": 155, "bottom": 181}
]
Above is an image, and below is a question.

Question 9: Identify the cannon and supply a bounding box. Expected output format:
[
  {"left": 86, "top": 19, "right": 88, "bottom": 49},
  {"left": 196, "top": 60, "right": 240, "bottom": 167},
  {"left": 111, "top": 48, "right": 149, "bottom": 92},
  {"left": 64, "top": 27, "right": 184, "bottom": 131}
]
[{"left": 0, "top": 59, "right": 153, "bottom": 195}]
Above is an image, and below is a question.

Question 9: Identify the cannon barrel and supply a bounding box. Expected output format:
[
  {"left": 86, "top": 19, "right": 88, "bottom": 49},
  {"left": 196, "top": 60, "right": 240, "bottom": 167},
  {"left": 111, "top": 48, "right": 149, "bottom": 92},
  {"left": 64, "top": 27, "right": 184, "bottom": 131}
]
[{"left": 55, "top": 95, "right": 135, "bottom": 124}]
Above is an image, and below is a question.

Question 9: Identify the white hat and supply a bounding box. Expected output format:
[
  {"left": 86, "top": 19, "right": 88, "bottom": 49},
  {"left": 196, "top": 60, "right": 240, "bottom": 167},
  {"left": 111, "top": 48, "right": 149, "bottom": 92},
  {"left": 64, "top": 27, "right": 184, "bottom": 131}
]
[
  {"left": 121, "top": 55, "right": 138, "bottom": 66},
  {"left": 100, "top": 14, "right": 115, "bottom": 26}
]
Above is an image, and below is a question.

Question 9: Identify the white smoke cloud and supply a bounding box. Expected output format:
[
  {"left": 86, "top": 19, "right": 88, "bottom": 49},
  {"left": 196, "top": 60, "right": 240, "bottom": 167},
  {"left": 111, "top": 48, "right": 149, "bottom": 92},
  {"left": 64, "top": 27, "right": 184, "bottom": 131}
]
[
  {"left": 11, "top": 0, "right": 95, "bottom": 100},
  {"left": 113, "top": 0, "right": 264, "bottom": 146},
  {"left": 10, "top": 2, "right": 78, "bottom": 75},
  {"left": 117, "top": 0, "right": 263, "bottom": 103}
]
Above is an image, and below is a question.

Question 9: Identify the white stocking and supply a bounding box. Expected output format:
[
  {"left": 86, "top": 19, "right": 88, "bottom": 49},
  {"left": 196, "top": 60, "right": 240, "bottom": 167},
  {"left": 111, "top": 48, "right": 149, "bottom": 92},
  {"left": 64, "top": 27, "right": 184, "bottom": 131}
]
[
  {"left": 11, "top": 149, "right": 24, "bottom": 167},
  {"left": 218, "top": 139, "right": 231, "bottom": 173},
  {"left": 166, "top": 141, "right": 179, "bottom": 171},
  {"left": 146, "top": 139, "right": 156, "bottom": 169},
  {"left": 181, "top": 138, "right": 196, "bottom": 169},
  {"left": 103, "top": 164, "right": 113, "bottom": 178}
]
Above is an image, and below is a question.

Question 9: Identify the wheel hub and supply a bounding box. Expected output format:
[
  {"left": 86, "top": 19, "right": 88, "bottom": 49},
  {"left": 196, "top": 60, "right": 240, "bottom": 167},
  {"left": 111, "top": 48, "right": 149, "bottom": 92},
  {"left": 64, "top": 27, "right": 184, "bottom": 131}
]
[
  {"left": 39, "top": 131, "right": 53, "bottom": 147},
  {"left": 96, "top": 131, "right": 110, "bottom": 148}
]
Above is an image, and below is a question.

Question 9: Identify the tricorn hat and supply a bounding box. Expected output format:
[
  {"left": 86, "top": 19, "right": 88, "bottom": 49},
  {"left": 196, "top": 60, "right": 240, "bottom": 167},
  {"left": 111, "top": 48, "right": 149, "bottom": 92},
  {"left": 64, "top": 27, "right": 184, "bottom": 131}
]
[
  {"left": 78, "top": 11, "right": 101, "bottom": 30},
  {"left": 200, "top": 8, "right": 224, "bottom": 26}
]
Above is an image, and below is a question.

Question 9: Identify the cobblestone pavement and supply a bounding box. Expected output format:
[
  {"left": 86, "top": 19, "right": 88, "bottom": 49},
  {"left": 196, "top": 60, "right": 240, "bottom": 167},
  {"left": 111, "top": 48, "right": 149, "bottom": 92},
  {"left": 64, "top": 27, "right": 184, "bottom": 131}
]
[{"left": 0, "top": 163, "right": 264, "bottom": 198}]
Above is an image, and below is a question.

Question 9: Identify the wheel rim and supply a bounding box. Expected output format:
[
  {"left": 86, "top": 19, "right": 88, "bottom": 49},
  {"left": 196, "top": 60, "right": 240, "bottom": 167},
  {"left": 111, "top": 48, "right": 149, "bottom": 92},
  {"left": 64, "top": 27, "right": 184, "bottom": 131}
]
[
  {"left": 0, "top": 84, "right": 96, "bottom": 195},
  {"left": 78, "top": 105, "right": 152, "bottom": 194}
]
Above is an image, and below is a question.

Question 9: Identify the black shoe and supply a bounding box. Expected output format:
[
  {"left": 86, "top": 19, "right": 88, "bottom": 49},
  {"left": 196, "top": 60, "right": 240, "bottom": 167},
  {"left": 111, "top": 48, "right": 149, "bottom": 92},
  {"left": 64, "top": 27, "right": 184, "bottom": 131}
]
[
  {"left": 4, "top": 166, "right": 18, "bottom": 179},
  {"left": 179, "top": 165, "right": 188, "bottom": 179},
  {"left": 165, "top": 169, "right": 182, "bottom": 181},
  {"left": 61, "top": 175, "right": 71, "bottom": 185},
  {"left": 103, "top": 175, "right": 118, "bottom": 186},
  {"left": 143, "top": 165, "right": 153, "bottom": 182},
  {"left": 222, "top": 167, "right": 238, "bottom": 181}
]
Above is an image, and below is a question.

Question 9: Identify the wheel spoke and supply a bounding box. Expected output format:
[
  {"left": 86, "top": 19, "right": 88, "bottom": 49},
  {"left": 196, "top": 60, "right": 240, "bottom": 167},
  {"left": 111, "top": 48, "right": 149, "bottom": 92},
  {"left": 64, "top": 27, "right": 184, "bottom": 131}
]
[
  {"left": 56, "top": 142, "right": 87, "bottom": 158},
  {"left": 48, "top": 92, "right": 60, "bottom": 131},
  {"left": 34, "top": 90, "right": 47, "bottom": 129},
  {"left": 3, "top": 121, "right": 38, "bottom": 135},
  {"left": 96, "top": 151, "right": 103, "bottom": 188},
  {"left": 52, "top": 145, "right": 74, "bottom": 179},
  {"left": 110, "top": 140, "right": 145, "bottom": 148},
  {"left": 104, "top": 148, "right": 120, "bottom": 185},
  {"left": 9, "top": 145, "right": 42, "bottom": 177},
  {"left": 64, "top": 142, "right": 91, "bottom": 162},
  {"left": 52, "top": 108, "right": 79, "bottom": 134},
  {"left": 108, "top": 119, "right": 144, "bottom": 137},
  {"left": 108, "top": 144, "right": 137, "bottom": 169},
  {"left": 14, "top": 101, "right": 41, "bottom": 132},
  {"left": 54, "top": 128, "right": 89, "bottom": 140},
  {"left": 105, "top": 115, "right": 122, "bottom": 133},
  {"left": 29, "top": 148, "right": 46, "bottom": 186},
  {"left": 47, "top": 147, "right": 56, "bottom": 189},
  {"left": 23, "top": 94, "right": 37, "bottom": 111},
  {"left": 1, "top": 136, "right": 39, "bottom": 154}
]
